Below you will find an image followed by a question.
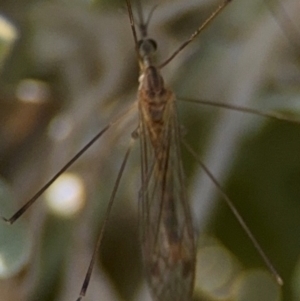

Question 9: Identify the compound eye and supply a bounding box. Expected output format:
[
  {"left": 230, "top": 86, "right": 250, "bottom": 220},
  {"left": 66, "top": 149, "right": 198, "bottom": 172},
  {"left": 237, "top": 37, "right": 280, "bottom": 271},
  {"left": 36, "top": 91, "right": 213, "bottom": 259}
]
[
  {"left": 147, "top": 39, "right": 157, "bottom": 51},
  {"left": 138, "top": 38, "right": 158, "bottom": 56}
]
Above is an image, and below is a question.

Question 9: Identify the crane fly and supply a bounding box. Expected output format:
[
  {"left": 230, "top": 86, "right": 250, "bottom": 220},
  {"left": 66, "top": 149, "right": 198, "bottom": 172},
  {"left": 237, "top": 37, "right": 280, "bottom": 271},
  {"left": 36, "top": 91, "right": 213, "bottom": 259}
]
[
  {"left": 115, "top": 1, "right": 237, "bottom": 300},
  {"left": 136, "top": 17, "right": 195, "bottom": 301},
  {"left": 77, "top": 0, "right": 224, "bottom": 297},
  {"left": 3, "top": 0, "right": 297, "bottom": 300},
  {"left": 127, "top": 0, "right": 287, "bottom": 299}
]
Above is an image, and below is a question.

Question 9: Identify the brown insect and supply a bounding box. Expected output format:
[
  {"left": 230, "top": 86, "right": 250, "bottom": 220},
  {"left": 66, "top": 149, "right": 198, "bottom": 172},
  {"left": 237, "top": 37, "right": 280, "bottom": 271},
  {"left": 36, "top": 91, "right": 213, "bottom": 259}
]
[{"left": 3, "top": 0, "right": 296, "bottom": 300}]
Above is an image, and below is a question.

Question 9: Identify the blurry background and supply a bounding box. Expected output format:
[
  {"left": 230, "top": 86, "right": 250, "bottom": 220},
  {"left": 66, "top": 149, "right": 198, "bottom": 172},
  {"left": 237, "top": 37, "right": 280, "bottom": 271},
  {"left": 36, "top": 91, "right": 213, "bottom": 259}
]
[{"left": 0, "top": 0, "right": 300, "bottom": 300}]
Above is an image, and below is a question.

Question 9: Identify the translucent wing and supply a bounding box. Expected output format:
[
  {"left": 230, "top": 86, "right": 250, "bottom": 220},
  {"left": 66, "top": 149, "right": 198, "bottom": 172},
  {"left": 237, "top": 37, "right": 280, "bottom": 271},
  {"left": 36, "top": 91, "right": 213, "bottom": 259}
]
[{"left": 138, "top": 72, "right": 196, "bottom": 301}]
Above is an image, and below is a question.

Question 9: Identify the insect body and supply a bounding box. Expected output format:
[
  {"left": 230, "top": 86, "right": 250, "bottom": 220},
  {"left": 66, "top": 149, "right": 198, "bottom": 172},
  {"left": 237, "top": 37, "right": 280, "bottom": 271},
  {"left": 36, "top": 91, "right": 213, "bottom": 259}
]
[{"left": 138, "top": 41, "right": 195, "bottom": 300}]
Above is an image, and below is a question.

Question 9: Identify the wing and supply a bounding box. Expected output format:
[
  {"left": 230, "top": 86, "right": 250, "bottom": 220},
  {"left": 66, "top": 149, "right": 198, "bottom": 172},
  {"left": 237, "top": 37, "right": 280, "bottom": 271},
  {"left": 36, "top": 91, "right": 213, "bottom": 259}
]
[{"left": 139, "top": 96, "right": 196, "bottom": 301}]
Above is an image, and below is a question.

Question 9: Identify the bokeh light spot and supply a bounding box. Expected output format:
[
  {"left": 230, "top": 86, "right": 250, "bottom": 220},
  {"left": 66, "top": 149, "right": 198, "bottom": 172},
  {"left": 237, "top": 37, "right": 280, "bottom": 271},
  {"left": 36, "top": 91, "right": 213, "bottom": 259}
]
[
  {"left": 196, "top": 244, "right": 236, "bottom": 300},
  {"left": 45, "top": 173, "right": 85, "bottom": 217},
  {"left": 16, "top": 79, "right": 50, "bottom": 103}
]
